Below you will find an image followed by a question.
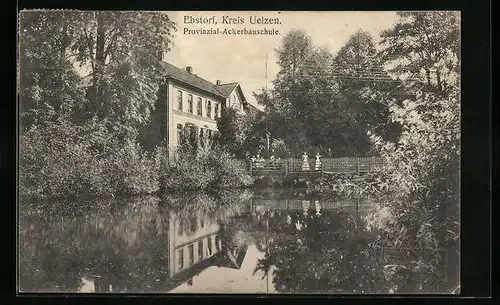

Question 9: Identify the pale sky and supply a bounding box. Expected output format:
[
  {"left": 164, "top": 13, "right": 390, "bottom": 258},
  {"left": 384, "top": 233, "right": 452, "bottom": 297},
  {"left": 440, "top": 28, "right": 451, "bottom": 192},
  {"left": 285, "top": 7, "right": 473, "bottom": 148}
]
[{"left": 163, "top": 11, "right": 399, "bottom": 108}]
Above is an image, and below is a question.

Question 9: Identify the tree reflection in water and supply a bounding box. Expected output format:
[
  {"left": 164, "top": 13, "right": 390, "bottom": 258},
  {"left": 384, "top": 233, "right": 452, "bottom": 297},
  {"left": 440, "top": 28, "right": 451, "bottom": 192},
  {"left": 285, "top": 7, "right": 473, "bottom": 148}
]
[
  {"left": 241, "top": 205, "right": 382, "bottom": 294},
  {"left": 240, "top": 201, "right": 456, "bottom": 294}
]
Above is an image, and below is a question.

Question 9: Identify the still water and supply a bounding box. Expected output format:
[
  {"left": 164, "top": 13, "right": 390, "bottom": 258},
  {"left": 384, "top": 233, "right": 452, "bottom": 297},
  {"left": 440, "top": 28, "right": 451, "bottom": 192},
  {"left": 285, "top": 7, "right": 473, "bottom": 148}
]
[{"left": 18, "top": 189, "right": 458, "bottom": 294}]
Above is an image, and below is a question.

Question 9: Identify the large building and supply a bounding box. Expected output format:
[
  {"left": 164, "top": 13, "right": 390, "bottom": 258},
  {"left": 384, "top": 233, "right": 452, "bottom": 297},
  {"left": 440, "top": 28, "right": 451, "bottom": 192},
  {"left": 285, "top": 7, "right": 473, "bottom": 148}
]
[
  {"left": 159, "top": 62, "right": 256, "bottom": 152},
  {"left": 79, "top": 61, "right": 261, "bottom": 152}
]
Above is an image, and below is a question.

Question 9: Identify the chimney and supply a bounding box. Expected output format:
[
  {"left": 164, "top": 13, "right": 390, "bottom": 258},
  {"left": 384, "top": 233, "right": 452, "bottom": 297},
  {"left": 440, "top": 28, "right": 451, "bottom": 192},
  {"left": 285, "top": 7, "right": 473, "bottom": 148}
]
[
  {"left": 186, "top": 66, "right": 193, "bottom": 74},
  {"left": 216, "top": 80, "right": 221, "bottom": 85}
]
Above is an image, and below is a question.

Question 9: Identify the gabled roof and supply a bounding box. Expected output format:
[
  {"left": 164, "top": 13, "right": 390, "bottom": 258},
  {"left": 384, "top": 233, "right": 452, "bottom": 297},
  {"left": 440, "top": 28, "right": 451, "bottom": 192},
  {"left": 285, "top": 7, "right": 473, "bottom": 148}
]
[
  {"left": 160, "top": 61, "right": 225, "bottom": 98},
  {"left": 164, "top": 244, "right": 249, "bottom": 291},
  {"left": 216, "top": 82, "right": 249, "bottom": 108},
  {"left": 214, "top": 245, "right": 249, "bottom": 270},
  {"left": 216, "top": 82, "right": 239, "bottom": 97}
]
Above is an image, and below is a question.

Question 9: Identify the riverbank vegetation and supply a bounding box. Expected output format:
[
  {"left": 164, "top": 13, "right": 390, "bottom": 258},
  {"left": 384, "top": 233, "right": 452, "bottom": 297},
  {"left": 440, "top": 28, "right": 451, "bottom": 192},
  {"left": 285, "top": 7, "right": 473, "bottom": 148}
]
[{"left": 19, "top": 120, "right": 253, "bottom": 200}]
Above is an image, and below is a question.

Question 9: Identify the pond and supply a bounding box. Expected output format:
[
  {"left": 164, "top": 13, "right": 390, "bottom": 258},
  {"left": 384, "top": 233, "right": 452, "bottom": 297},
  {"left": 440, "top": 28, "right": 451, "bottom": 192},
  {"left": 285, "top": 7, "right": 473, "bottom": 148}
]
[{"left": 18, "top": 189, "right": 459, "bottom": 294}]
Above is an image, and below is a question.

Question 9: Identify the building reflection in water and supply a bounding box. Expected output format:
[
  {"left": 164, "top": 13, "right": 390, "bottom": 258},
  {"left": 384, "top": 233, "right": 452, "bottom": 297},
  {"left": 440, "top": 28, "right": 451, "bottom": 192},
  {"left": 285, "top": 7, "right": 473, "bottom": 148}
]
[
  {"left": 165, "top": 196, "right": 369, "bottom": 293},
  {"left": 87, "top": 206, "right": 250, "bottom": 293}
]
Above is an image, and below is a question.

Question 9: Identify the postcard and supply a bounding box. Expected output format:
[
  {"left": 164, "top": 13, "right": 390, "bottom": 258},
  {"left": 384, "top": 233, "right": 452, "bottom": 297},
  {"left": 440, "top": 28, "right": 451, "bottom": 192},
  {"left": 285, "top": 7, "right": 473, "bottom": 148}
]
[{"left": 18, "top": 10, "right": 460, "bottom": 294}]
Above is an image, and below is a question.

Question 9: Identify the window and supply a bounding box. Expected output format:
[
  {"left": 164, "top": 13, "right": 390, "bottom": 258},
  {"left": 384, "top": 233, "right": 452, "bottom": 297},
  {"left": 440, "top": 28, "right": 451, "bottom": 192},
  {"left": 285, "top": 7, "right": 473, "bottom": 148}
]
[
  {"left": 188, "top": 244, "right": 194, "bottom": 266},
  {"left": 197, "top": 98, "right": 203, "bottom": 116},
  {"left": 178, "top": 219, "right": 184, "bottom": 235},
  {"left": 178, "top": 249, "right": 184, "bottom": 269},
  {"left": 207, "top": 237, "right": 213, "bottom": 255},
  {"left": 214, "top": 103, "right": 219, "bottom": 119},
  {"left": 198, "top": 240, "right": 203, "bottom": 259},
  {"left": 215, "top": 235, "right": 221, "bottom": 251},
  {"left": 199, "top": 129, "right": 204, "bottom": 146},
  {"left": 188, "top": 94, "right": 193, "bottom": 113},
  {"left": 206, "top": 100, "right": 212, "bottom": 118},
  {"left": 177, "top": 90, "right": 183, "bottom": 110},
  {"left": 189, "top": 125, "right": 198, "bottom": 147},
  {"left": 177, "top": 124, "right": 183, "bottom": 146},
  {"left": 190, "top": 217, "right": 197, "bottom": 232},
  {"left": 207, "top": 130, "right": 212, "bottom": 140}
]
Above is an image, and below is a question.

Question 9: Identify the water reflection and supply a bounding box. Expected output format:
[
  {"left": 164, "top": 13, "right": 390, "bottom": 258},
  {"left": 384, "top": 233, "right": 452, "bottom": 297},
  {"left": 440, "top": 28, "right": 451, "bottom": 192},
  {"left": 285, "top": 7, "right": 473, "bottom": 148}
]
[{"left": 18, "top": 190, "right": 458, "bottom": 294}]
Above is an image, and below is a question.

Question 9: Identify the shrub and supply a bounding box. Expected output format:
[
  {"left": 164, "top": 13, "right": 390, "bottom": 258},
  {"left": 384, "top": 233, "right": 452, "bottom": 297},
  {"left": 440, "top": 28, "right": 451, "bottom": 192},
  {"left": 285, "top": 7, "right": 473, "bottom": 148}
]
[
  {"left": 19, "top": 120, "right": 160, "bottom": 200},
  {"left": 162, "top": 144, "right": 253, "bottom": 192}
]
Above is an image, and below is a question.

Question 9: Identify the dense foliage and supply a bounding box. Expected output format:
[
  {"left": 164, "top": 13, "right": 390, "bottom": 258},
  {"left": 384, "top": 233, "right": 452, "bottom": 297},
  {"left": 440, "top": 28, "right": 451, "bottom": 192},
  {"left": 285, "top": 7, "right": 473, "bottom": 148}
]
[
  {"left": 20, "top": 11, "right": 175, "bottom": 130},
  {"left": 215, "top": 107, "right": 252, "bottom": 157},
  {"left": 20, "top": 122, "right": 253, "bottom": 199},
  {"left": 253, "top": 29, "right": 403, "bottom": 157},
  {"left": 163, "top": 144, "right": 253, "bottom": 192},
  {"left": 19, "top": 119, "right": 160, "bottom": 199}
]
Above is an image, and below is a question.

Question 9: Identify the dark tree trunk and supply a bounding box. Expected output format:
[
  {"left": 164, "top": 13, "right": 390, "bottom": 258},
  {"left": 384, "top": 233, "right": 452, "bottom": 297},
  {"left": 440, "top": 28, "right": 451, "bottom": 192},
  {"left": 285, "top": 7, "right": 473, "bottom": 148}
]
[
  {"left": 425, "top": 68, "right": 431, "bottom": 86},
  {"left": 95, "top": 12, "right": 106, "bottom": 117},
  {"left": 436, "top": 70, "right": 442, "bottom": 91},
  {"left": 56, "top": 15, "right": 69, "bottom": 114}
]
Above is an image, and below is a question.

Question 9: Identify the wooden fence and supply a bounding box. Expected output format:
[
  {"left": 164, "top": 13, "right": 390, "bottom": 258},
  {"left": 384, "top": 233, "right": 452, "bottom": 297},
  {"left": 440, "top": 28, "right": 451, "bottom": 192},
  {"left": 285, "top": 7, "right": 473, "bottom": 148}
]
[{"left": 247, "top": 156, "right": 385, "bottom": 176}]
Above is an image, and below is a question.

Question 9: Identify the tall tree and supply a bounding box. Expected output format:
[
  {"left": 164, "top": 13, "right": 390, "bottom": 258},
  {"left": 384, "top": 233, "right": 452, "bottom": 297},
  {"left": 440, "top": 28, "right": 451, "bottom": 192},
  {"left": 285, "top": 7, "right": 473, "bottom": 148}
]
[
  {"left": 334, "top": 30, "right": 401, "bottom": 145},
  {"left": 19, "top": 11, "right": 176, "bottom": 133},
  {"left": 256, "top": 30, "right": 382, "bottom": 156},
  {"left": 19, "top": 11, "right": 86, "bottom": 127},
  {"left": 215, "top": 107, "right": 253, "bottom": 157},
  {"left": 71, "top": 11, "right": 176, "bottom": 130},
  {"left": 379, "top": 12, "right": 460, "bottom": 93}
]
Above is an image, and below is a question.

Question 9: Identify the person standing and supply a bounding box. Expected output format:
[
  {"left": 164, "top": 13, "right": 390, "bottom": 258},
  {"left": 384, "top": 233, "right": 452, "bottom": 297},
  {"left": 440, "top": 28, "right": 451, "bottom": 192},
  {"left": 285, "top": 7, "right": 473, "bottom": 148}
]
[
  {"left": 314, "top": 153, "right": 322, "bottom": 171},
  {"left": 302, "top": 152, "right": 310, "bottom": 171}
]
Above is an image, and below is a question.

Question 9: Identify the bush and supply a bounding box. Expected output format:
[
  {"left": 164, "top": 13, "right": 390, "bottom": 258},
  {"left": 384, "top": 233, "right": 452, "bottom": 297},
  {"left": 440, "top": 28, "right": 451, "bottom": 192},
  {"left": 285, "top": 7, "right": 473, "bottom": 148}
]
[
  {"left": 162, "top": 144, "right": 253, "bottom": 192},
  {"left": 19, "top": 120, "right": 160, "bottom": 200}
]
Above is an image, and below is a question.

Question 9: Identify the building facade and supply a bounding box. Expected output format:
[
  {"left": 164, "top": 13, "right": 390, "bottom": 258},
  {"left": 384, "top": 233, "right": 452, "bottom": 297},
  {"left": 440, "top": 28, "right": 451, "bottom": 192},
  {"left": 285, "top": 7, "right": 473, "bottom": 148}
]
[{"left": 160, "top": 62, "right": 252, "bottom": 153}]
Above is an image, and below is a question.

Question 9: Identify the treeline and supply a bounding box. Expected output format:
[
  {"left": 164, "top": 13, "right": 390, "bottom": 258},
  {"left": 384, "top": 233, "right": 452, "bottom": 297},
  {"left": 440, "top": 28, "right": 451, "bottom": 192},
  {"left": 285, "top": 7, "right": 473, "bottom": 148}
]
[
  {"left": 19, "top": 11, "right": 252, "bottom": 200},
  {"left": 230, "top": 13, "right": 458, "bottom": 159}
]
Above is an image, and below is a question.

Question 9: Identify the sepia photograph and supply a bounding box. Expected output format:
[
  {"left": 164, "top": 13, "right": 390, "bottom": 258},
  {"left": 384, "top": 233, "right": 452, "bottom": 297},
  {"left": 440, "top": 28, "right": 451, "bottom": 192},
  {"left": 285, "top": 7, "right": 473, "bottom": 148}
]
[{"left": 17, "top": 10, "right": 460, "bottom": 294}]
